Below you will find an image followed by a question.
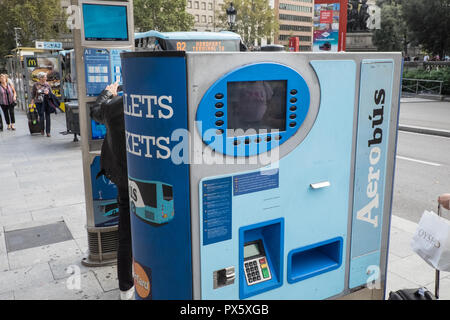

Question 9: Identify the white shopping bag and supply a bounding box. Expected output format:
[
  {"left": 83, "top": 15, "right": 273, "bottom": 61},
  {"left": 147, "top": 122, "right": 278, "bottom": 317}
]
[{"left": 411, "top": 210, "right": 450, "bottom": 271}]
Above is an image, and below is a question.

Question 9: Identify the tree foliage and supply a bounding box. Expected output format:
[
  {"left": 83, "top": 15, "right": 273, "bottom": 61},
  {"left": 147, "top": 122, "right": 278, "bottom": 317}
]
[
  {"left": 217, "top": 0, "right": 278, "bottom": 47},
  {"left": 372, "top": 2, "right": 410, "bottom": 52},
  {"left": 133, "top": 0, "right": 194, "bottom": 32},
  {"left": 402, "top": 0, "right": 450, "bottom": 57},
  {"left": 0, "top": 0, "right": 67, "bottom": 59}
]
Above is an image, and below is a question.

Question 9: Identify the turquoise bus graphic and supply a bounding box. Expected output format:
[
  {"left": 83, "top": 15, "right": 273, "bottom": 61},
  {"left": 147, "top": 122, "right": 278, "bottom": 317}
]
[
  {"left": 101, "top": 200, "right": 119, "bottom": 217},
  {"left": 129, "top": 178, "right": 174, "bottom": 225}
]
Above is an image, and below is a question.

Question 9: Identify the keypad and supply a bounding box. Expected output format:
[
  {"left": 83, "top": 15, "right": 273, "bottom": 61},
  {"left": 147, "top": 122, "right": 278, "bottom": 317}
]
[{"left": 244, "top": 257, "right": 272, "bottom": 285}]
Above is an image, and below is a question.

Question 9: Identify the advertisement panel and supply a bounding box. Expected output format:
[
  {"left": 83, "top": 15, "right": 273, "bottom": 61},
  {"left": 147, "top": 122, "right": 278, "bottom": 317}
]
[
  {"left": 313, "top": 3, "right": 341, "bottom": 52},
  {"left": 313, "top": 0, "right": 348, "bottom": 52},
  {"left": 26, "top": 56, "right": 62, "bottom": 104}
]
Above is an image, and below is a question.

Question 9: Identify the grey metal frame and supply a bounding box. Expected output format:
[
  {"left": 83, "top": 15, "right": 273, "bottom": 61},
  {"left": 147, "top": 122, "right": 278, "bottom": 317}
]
[
  {"left": 72, "top": 0, "right": 134, "bottom": 266},
  {"left": 79, "top": 0, "right": 134, "bottom": 48}
]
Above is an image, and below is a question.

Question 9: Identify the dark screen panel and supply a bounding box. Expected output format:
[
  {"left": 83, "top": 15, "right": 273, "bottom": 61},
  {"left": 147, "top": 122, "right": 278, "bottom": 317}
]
[
  {"left": 227, "top": 80, "right": 287, "bottom": 136},
  {"left": 83, "top": 4, "right": 128, "bottom": 41}
]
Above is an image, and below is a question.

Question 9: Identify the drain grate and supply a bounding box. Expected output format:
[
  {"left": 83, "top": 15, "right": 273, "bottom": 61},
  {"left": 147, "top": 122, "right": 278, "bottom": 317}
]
[{"left": 4, "top": 221, "right": 74, "bottom": 252}]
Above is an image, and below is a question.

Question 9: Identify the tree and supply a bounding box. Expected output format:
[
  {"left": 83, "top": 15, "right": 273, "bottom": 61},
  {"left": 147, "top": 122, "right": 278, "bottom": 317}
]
[
  {"left": 133, "top": 0, "right": 194, "bottom": 32},
  {"left": 218, "top": 0, "right": 278, "bottom": 48},
  {"left": 0, "top": 0, "right": 67, "bottom": 60},
  {"left": 372, "top": 1, "right": 411, "bottom": 53},
  {"left": 402, "top": 0, "right": 450, "bottom": 58}
]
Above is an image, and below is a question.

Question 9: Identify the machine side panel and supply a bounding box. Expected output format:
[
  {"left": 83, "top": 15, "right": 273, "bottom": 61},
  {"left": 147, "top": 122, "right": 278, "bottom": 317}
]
[
  {"left": 349, "top": 60, "right": 395, "bottom": 289},
  {"left": 122, "top": 54, "right": 193, "bottom": 299}
]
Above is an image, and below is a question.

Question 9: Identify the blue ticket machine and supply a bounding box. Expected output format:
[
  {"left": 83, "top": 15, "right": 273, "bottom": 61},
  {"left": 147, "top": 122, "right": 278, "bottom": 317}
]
[{"left": 121, "top": 51, "right": 402, "bottom": 299}]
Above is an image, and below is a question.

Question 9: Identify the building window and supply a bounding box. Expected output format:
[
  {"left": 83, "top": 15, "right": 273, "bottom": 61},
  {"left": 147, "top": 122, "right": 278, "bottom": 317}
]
[
  {"left": 279, "top": 25, "right": 312, "bottom": 32},
  {"left": 194, "top": 1, "right": 199, "bottom": 9},
  {"left": 208, "top": 2, "right": 213, "bottom": 10},
  {"left": 201, "top": 15, "right": 206, "bottom": 23},
  {"left": 208, "top": 16, "right": 213, "bottom": 23},
  {"left": 298, "top": 36, "right": 311, "bottom": 42},
  {"left": 279, "top": 35, "right": 312, "bottom": 42},
  {"left": 299, "top": 45, "right": 311, "bottom": 51},
  {"left": 187, "top": 1, "right": 192, "bottom": 8},
  {"left": 195, "top": 15, "right": 199, "bottom": 22},
  {"left": 279, "top": 3, "right": 312, "bottom": 13},
  {"left": 202, "top": 2, "right": 206, "bottom": 10}
]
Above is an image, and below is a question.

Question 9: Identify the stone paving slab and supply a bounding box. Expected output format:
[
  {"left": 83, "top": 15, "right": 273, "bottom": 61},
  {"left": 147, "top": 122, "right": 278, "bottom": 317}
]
[
  {"left": 14, "top": 271, "right": 104, "bottom": 300},
  {"left": 0, "top": 262, "right": 54, "bottom": 295},
  {"left": 7, "top": 240, "right": 82, "bottom": 270}
]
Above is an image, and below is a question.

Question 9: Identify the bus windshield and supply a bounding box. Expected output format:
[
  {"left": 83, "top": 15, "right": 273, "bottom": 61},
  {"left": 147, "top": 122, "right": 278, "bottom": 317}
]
[{"left": 138, "top": 182, "right": 157, "bottom": 208}]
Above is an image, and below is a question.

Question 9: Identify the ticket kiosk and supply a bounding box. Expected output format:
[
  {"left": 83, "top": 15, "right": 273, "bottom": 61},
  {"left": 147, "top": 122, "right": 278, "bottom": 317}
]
[
  {"left": 122, "top": 51, "right": 402, "bottom": 299},
  {"left": 72, "top": 0, "right": 134, "bottom": 266}
]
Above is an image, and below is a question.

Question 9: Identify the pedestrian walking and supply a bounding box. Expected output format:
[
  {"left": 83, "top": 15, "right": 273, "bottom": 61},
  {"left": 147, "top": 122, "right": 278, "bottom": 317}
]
[
  {"left": 30, "top": 72, "right": 53, "bottom": 137},
  {"left": 90, "top": 82, "right": 134, "bottom": 300},
  {"left": 0, "top": 74, "right": 17, "bottom": 131}
]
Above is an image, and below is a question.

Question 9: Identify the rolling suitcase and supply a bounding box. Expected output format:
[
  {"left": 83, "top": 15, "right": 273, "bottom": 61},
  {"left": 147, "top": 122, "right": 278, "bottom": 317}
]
[{"left": 27, "top": 106, "right": 40, "bottom": 134}]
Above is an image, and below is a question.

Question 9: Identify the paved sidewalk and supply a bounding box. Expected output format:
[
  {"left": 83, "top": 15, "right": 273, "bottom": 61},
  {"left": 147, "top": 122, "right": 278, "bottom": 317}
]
[
  {"left": 0, "top": 109, "right": 449, "bottom": 300},
  {"left": 0, "top": 109, "right": 119, "bottom": 300}
]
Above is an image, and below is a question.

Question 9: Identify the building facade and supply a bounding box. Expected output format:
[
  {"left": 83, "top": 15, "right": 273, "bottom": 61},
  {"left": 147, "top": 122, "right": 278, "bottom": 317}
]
[
  {"left": 186, "top": 0, "right": 225, "bottom": 32},
  {"left": 274, "top": 0, "right": 314, "bottom": 50}
]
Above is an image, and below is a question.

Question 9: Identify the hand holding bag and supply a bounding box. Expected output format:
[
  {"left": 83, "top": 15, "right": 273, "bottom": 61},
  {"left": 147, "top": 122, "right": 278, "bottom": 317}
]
[{"left": 411, "top": 210, "right": 450, "bottom": 271}]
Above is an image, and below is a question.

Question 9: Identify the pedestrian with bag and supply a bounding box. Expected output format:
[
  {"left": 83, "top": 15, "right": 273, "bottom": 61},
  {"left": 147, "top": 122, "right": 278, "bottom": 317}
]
[
  {"left": 0, "top": 74, "right": 17, "bottom": 131},
  {"left": 30, "top": 72, "right": 53, "bottom": 137},
  {"left": 90, "top": 81, "right": 134, "bottom": 300}
]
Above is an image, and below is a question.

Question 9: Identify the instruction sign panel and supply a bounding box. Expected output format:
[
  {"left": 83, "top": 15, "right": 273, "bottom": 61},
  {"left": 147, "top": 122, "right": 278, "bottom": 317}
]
[
  {"left": 202, "top": 177, "right": 232, "bottom": 246},
  {"left": 233, "top": 169, "right": 279, "bottom": 196},
  {"left": 83, "top": 48, "right": 129, "bottom": 96}
]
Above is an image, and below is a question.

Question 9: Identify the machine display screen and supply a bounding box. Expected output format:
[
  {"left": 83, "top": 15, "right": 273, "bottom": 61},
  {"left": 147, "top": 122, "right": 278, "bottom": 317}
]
[
  {"left": 83, "top": 4, "right": 129, "bottom": 41},
  {"left": 227, "top": 80, "right": 287, "bottom": 136},
  {"left": 244, "top": 243, "right": 261, "bottom": 259}
]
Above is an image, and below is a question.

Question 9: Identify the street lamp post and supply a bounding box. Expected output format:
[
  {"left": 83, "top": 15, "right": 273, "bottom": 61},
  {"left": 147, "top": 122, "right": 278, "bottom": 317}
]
[
  {"left": 14, "top": 27, "right": 22, "bottom": 48},
  {"left": 226, "top": 2, "right": 237, "bottom": 32}
]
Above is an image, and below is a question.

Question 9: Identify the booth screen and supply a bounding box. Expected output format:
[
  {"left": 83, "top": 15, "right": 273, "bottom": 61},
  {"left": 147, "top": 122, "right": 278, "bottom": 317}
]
[
  {"left": 227, "top": 80, "right": 287, "bottom": 135},
  {"left": 83, "top": 3, "right": 129, "bottom": 41},
  {"left": 244, "top": 243, "right": 261, "bottom": 259}
]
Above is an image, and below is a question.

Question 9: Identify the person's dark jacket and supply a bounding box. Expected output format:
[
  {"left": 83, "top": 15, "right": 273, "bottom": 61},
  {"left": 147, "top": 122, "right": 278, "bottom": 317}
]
[
  {"left": 44, "top": 91, "right": 60, "bottom": 113},
  {"left": 90, "top": 89, "right": 128, "bottom": 189}
]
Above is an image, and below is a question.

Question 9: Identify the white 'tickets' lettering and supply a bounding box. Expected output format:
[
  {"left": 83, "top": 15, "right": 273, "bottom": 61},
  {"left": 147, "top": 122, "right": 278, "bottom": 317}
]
[{"left": 124, "top": 94, "right": 174, "bottom": 120}]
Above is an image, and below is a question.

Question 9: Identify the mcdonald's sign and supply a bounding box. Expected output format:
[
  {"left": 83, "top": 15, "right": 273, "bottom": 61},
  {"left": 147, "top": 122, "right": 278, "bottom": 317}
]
[{"left": 26, "top": 57, "right": 37, "bottom": 68}]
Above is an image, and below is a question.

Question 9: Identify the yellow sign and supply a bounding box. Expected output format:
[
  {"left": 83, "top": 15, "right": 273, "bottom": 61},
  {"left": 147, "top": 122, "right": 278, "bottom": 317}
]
[
  {"left": 191, "top": 41, "right": 225, "bottom": 52},
  {"left": 175, "top": 41, "right": 226, "bottom": 52},
  {"left": 26, "top": 57, "right": 37, "bottom": 68}
]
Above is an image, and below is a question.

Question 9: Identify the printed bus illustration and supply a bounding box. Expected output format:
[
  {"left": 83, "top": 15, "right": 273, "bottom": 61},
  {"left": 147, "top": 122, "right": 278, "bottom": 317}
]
[
  {"left": 101, "top": 200, "right": 119, "bottom": 217},
  {"left": 128, "top": 178, "right": 174, "bottom": 225}
]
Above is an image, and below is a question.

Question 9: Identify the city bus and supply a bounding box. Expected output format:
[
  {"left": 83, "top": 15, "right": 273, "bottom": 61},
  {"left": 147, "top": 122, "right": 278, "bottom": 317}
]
[
  {"left": 128, "top": 178, "right": 174, "bottom": 225},
  {"left": 134, "top": 30, "right": 246, "bottom": 52}
]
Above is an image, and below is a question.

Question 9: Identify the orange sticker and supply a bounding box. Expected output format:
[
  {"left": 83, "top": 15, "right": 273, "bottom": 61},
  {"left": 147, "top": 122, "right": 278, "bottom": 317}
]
[{"left": 133, "top": 260, "right": 151, "bottom": 299}]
